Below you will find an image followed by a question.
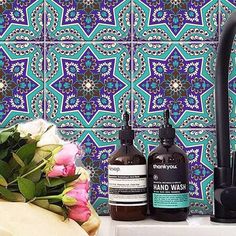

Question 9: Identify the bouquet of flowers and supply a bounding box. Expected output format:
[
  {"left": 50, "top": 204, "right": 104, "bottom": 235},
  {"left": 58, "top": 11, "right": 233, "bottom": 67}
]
[{"left": 0, "top": 119, "right": 100, "bottom": 236}]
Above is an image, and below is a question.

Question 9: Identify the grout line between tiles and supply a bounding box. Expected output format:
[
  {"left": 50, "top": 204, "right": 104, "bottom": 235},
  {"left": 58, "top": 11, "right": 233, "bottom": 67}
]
[
  {"left": 43, "top": 0, "right": 47, "bottom": 120},
  {"left": 218, "top": 0, "right": 221, "bottom": 42},
  {"left": 0, "top": 41, "right": 221, "bottom": 44},
  {"left": 56, "top": 127, "right": 217, "bottom": 131},
  {"left": 130, "top": 0, "right": 134, "bottom": 129}
]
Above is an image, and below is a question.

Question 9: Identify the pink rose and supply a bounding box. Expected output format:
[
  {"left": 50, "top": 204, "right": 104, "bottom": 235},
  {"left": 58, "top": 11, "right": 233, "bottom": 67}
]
[
  {"left": 73, "top": 180, "right": 90, "bottom": 192},
  {"left": 47, "top": 164, "right": 76, "bottom": 177},
  {"left": 62, "top": 188, "right": 89, "bottom": 206},
  {"left": 46, "top": 143, "right": 84, "bottom": 178},
  {"left": 68, "top": 205, "right": 91, "bottom": 223},
  {"left": 54, "top": 143, "right": 81, "bottom": 166},
  {"left": 67, "top": 168, "right": 90, "bottom": 191}
]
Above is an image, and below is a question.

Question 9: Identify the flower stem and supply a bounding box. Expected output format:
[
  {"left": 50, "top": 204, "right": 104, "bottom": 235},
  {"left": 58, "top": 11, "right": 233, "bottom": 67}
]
[
  {"left": 8, "top": 159, "right": 48, "bottom": 186},
  {"left": 35, "top": 194, "right": 62, "bottom": 201}
]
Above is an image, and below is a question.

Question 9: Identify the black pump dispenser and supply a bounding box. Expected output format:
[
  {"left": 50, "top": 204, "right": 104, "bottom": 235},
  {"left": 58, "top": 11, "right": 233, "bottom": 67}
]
[
  {"left": 148, "top": 109, "right": 189, "bottom": 221},
  {"left": 108, "top": 111, "right": 147, "bottom": 221},
  {"left": 159, "top": 110, "right": 175, "bottom": 144},
  {"left": 119, "top": 112, "right": 134, "bottom": 144}
]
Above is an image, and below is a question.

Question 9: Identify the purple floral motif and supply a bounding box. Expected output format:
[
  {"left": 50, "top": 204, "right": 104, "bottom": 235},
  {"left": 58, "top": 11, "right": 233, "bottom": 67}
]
[
  {"left": 80, "top": 134, "right": 116, "bottom": 204},
  {"left": 0, "top": 0, "right": 43, "bottom": 40},
  {"left": 229, "top": 78, "right": 236, "bottom": 93},
  {"left": 186, "top": 146, "right": 212, "bottom": 199},
  {"left": 0, "top": 49, "right": 39, "bottom": 122},
  {"left": 139, "top": 0, "right": 208, "bottom": 36},
  {"left": 176, "top": 137, "right": 212, "bottom": 200},
  {"left": 49, "top": 0, "right": 127, "bottom": 39},
  {"left": 138, "top": 49, "right": 213, "bottom": 122},
  {"left": 51, "top": 48, "right": 126, "bottom": 123}
]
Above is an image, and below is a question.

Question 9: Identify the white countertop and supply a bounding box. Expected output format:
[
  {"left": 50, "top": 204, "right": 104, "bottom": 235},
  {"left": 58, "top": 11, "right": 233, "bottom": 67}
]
[{"left": 98, "top": 216, "right": 236, "bottom": 236}]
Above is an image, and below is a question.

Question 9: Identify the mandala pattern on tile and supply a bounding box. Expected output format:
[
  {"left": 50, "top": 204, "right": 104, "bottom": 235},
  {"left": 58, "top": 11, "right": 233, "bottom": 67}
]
[
  {"left": 221, "top": 0, "right": 236, "bottom": 30},
  {"left": 134, "top": 0, "right": 218, "bottom": 41},
  {"left": 0, "top": 0, "right": 43, "bottom": 40},
  {"left": 134, "top": 130, "right": 215, "bottom": 215},
  {"left": 0, "top": 44, "right": 43, "bottom": 127},
  {"left": 225, "top": 23, "right": 236, "bottom": 127},
  {"left": 133, "top": 43, "right": 215, "bottom": 128},
  {"left": 46, "top": 43, "right": 130, "bottom": 128},
  {"left": 221, "top": 1, "right": 236, "bottom": 127},
  {"left": 46, "top": 0, "right": 130, "bottom": 41},
  {"left": 75, "top": 130, "right": 118, "bottom": 208}
]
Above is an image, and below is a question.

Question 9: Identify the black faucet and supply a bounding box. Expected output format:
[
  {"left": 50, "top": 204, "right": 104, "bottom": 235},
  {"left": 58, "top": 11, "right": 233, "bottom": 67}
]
[{"left": 211, "top": 11, "right": 236, "bottom": 223}]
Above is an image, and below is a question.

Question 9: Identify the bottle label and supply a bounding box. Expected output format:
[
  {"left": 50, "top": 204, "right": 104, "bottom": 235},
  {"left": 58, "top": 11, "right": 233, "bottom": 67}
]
[
  {"left": 108, "top": 164, "right": 147, "bottom": 206},
  {"left": 150, "top": 163, "right": 189, "bottom": 209}
]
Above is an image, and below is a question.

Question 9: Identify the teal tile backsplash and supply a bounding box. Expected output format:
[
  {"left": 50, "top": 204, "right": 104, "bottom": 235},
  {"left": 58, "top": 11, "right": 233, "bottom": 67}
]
[
  {"left": 0, "top": 0, "right": 236, "bottom": 216},
  {"left": 0, "top": 43, "right": 43, "bottom": 127},
  {"left": 45, "top": 43, "right": 131, "bottom": 128},
  {"left": 133, "top": 43, "right": 216, "bottom": 128},
  {"left": 133, "top": 0, "right": 219, "bottom": 41}
]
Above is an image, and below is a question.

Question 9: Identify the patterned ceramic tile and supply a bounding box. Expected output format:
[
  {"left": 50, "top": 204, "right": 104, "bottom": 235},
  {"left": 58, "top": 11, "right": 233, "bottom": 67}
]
[
  {"left": 230, "top": 129, "right": 236, "bottom": 150},
  {"left": 58, "top": 129, "right": 119, "bottom": 216},
  {"left": 133, "top": 43, "right": 216, "bottom": 128},
  {"left": 220, "top": 1, "right": 236, "bottom": 127},
  {"left": 46, "top": 0, "right": 131, "bottom": 41},
  {"left": 221, "top": 0, "right": 236, "bottom": 30},
  {"left": 0, "top": 0, "right": 44, "bottom": 41},
  {"left": 134, "top": 129, "right": 216, "bottom": 215},
  {"left": 0, "top": 43, "right": 43, "bottom": 127},
  {"left": 229, "top": 44, "right": 236, "bottom": 127},
  {"left": 133, "top": 0, "right": 219, "bottom": 41},
  {"left": 46, "top": 43, "right": 131, "bottom": 128}
]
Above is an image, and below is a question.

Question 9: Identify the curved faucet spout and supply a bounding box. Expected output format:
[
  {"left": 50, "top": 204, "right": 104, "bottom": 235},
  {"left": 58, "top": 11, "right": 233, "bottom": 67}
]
[{"left": 216, "top": 11, "right": 236, "bottom": 167}]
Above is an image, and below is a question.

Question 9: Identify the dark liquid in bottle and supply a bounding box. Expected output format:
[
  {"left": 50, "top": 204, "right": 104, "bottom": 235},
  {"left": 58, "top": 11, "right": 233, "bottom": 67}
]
[
  {"left": 109, "top": 144, "right": 147, "bottom": 221},
  {"left": 148, "top": 142, "right": 189, "bottom": 221}
]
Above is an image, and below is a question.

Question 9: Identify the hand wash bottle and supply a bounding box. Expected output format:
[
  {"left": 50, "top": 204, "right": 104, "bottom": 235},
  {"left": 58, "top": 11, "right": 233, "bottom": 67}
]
[
  {"left": 148, "top": 110, "right": 189, "bottom": 221},
  {"left": 108, "top": 112, "right": 147, "bottom": 221}
]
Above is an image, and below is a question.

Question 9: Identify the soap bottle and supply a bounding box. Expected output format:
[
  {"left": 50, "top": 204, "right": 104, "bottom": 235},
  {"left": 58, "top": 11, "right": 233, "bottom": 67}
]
[
  {"left": 148, "top": 110, "right": 189, "bottom": 221},
  {"left": 108, "top": 112, "right": 147, "bottom": 221}
]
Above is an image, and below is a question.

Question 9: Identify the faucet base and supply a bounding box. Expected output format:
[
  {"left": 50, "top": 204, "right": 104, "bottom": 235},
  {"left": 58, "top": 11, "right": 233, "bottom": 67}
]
[{"left": 210, "top": 215, "right": 236, "bottom": 223}]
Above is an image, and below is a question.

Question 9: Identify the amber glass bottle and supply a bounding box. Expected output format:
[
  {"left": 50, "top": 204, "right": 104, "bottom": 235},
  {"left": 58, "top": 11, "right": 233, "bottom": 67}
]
[
  {"left": 148, "top": 110, "right": 189, "bottom": 221},
  {"left": 108, "top": 112, "right": 147, "bottom": 221}
]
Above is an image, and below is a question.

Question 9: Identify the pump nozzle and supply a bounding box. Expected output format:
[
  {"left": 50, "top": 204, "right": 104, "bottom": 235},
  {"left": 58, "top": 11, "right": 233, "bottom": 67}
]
[
  {"left": 119, "top": 111, "right": 134, "bottom": 144},
  {"left": 164, "top": 110, "right": 171, "bottom": 127},
  {"left": 159, "top": 110, "right": 175, "bottom": 140},
  {"left": 123, "top": 111, "right": 130, "bottom": 129}
]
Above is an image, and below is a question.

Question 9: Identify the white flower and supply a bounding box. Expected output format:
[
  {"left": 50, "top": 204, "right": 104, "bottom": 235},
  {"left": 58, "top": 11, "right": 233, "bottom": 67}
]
[
  {"left": 17, "top": 119, "right": 52, "bottom": 140},
  {"left": 37, "top": 126, "right": 65, "bottom": 147},
  {"left": 76, "top": 167, "right": 90, "bottom": 182}
]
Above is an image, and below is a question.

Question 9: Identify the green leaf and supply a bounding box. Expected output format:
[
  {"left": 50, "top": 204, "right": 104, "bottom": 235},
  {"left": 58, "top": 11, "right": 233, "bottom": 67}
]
[
  {"left": 35, "top": 180, "right": 47, "bottom": 197},
  {"left": 0, "top": 148, "right": 9, "bottom": 160},
  {"left": 11, "top": 192, "right": 25, "bottom": 202},
  {"left": 33, "top": 199, "right": 50, "bottom": 209},
  {"left": 0, "top": 186, "right": 20, "bottom": 202},
  {"left": 49, "top": 204, "right": 64, "bottom": 215},
  {"left": 33, "top": 200, "right": 64, "bottom": 216},
  {"left": 45, "top": 174, "right": 80, "bottom": 187},
  {"left": 0, "top": 131, "right": 13, "bottom": 144},
  {"left": 12, "top": 153, "right": 25, "bottom": 167},
  {"left": 48, "top": 198, "right": 62, "bottom": 204},
  {"left": 33, "top": 145, "right": 61, "bottom": 164},
  {"left": 45, "top": 178, "right": 65, "bottom": 188},
  {"left": 17, "top": 177, "right": 35, "bottom": 200},
  {"left": 16, "top": 143, "right": 37, "bottom": 165},
  {"left": 0, "top": 160, "right": 11, "bottom": 179},
  {"left": 26, "top": 168, "right": 41, "bottom": 182},
  {"left": 0, "top": 175, "right": 7, "bottom": 186},
  {"left": 62, "top": 175, "right": 81, "bottom": 183}
]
